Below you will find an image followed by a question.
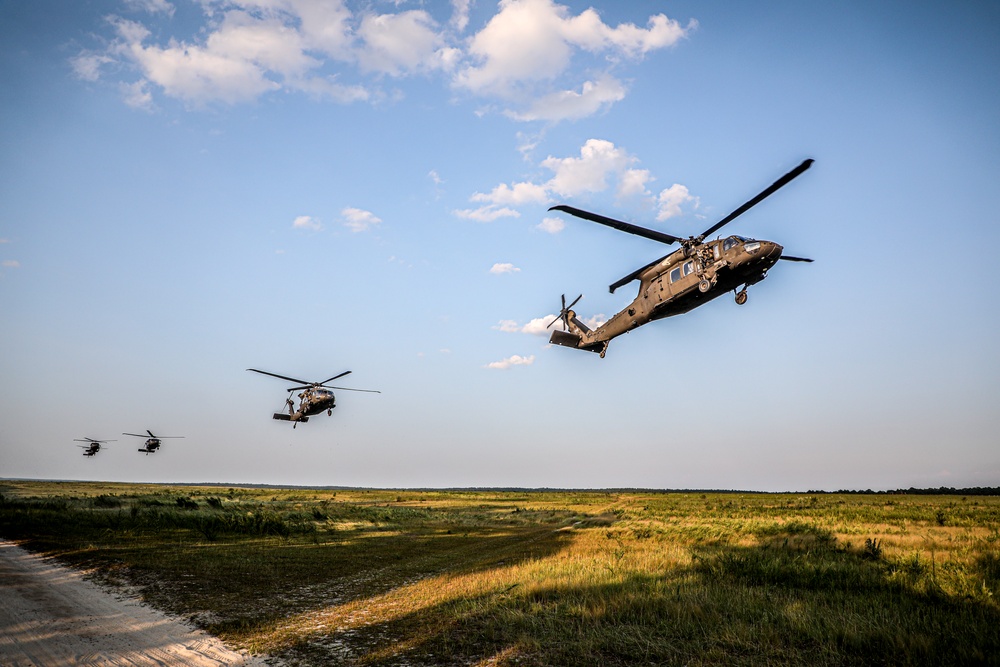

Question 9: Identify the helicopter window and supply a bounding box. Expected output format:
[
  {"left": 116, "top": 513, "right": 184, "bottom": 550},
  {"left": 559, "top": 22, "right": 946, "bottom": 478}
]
[
  {"left": 723, "top": 237, "right": 738, "bottom": 251},
  {"left": 669, "top": 266, "right": 682, "bottom": 282},
  {"left": 683, "top": 261, "right": 694, "bottom": 276}
]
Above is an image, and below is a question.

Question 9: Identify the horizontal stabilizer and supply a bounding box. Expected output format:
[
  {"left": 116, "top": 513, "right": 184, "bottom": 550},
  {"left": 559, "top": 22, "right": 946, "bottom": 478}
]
[
  {"left": 272, "top": 413, "right": 307, "bottom": 422},
  {"left": 549, "top": 329, "right": 581, "bottom": 349}
]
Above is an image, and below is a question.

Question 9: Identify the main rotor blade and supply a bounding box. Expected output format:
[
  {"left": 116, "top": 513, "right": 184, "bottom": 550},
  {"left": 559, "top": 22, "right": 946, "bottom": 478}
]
[
  {"left": 327, "top": 386, "right": 381, "bottom": 393},
  {"left": 699, "top": 158, "right": 814, "bottom": 240},
  {"left": 609, "top": 252, "right": 672, "bottom": 293},
  {"left": 320, "top": 371, "right": 352, "bottom": 385},
  {"left": 548, "top": 205, "right": 683, "bottom": 246},
  {"left": 779, "top": 255, "right": 814, "bottom": 262},
  {"left": 247, "top": 368, "right": 313, "bottom": 386}
]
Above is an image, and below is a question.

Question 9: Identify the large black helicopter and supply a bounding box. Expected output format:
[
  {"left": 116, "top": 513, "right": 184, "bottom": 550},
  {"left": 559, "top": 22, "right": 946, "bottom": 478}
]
[
  {"left": 247, "top": 369, "right": 380, "bottom": 428},
  {"left": 546, "top": 158, "right": 814, "bottom": 357},
  {"left": 74, "top": 437, "right": 115, "bottom": 457},
  {"left": 124, "top": 430, "right": 184, "bottom": 454}
]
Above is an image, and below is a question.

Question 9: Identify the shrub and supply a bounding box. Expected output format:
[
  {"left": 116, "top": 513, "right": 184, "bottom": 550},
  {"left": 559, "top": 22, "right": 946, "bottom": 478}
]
[{"left": 862, "top": 537, "right": 882, "bottom": 560}]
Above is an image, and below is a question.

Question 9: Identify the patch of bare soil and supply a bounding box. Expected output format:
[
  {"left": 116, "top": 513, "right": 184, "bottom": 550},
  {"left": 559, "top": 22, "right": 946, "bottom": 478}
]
[{"left": 0, "top": 540, "right": 271, "bottom": 667}]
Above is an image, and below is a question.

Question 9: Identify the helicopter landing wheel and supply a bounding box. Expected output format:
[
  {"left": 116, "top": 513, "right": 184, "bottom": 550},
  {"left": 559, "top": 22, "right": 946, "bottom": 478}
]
[
  {"left": 698, "top": 279, "right": 711, "bottom": 293},
  {"left": 327, "top": 409, "right": 332, "bottom": 416},
  {"left": 735, "top": 290, "right": 748, "bottom": 305}
]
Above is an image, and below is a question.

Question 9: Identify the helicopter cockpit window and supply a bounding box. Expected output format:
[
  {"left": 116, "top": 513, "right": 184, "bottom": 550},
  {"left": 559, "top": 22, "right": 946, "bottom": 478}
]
[
  {"left": 669, "top": 266, "right": 682, "bottom": 282},
  {"left": 723, "top": 237, "right": 738, "bottom": 251}
]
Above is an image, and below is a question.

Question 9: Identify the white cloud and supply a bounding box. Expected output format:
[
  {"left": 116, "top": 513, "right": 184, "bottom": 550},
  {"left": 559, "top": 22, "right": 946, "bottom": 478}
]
[
  {"left": 124, "top": 0, "right": 174, "bottom": 15},
  {"left": 453, "top": 206, "right": 520, "bottom": 222},
  {"left": 455, "top": 0, "right": 694, "bottom": 120},
  {"left": 110, "top": 16, "right": 282, "bottom": 106},
  {"left": 459, "top": 138, "right": 698, "bottom": 225},
  {"left": 536, "top": 217, "right": 564, "bottom": 233},
  {"left": 2, "top": 260, "right": 20, "bottom": 269},
  {"left": 74, "top": 1, "right": 692, "bottom": 120},
  {"left": 342, "top": 207, "right": 381, "bottom": 232},
  {"left": 656, "top": 183, "right": 698, "bottom": 221},
  {"left": 450, "top": 0, "right": 472, "bottom": 32},
  {"left": 121, "top": 80, "right": 154, "bottom": 110},
  {"left": 490, "top": 262, "right": 520, "bottom": 275},
  {"left": 71, "top": 52, "right": 115, "bottom": 81},
  {"left": 485, "top": 354, "right": 535, "bottom": 369},
  {"left": 520, "top": 316, "right": 556, "bottom": 335},
  {"left": 542, "top": 139, "right": 633, "bottom": 197},
  {"left": 292, "top": 215, "right": 322, "bottom": 231},
  {"left": 356, "top": 10, "right": 456, "bottom": 76},
  {"left": 471, "top": 181, "right": 549, "bottom": 207},
  {"left": 506, "top": 75, "right": 626, "bottom": 122},
  {"left": 493, "top": 320, "right": 521, "bottom": 333},
  {"left": 494, "top": 315, "right": 558, "bottom": 335}
]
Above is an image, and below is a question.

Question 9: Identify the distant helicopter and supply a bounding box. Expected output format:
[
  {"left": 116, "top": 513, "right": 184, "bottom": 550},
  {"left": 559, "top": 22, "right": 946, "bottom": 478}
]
[
  {"left": 123, "top": 430, "right": 184, "bottom": 454},
  {"left": 247, "top": 369, "right": 380, "bottom": 428},
  {"left": 546, "top": 158, "right": 814, "bottom": 357},
  {"left": 74, "top": 437, "right": 115, "bottom": 457}
]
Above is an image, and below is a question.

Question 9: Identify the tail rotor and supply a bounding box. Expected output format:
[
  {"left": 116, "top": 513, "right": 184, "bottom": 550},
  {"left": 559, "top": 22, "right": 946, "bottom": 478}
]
[{"left": 547, "top": 294, "right": 582, "bottom": 330}]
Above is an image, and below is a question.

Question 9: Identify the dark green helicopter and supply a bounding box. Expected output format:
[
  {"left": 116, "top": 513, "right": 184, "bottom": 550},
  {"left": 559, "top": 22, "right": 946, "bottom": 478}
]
[{"left": 547, "top": 159, "right": 814, "bottom": 358}]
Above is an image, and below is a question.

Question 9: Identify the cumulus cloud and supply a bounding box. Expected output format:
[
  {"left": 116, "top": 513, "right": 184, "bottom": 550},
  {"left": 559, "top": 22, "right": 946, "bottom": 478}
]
[
  {"left": 494, "top": 315, "right": 556, "bottom": 335},
  {"left": 356, "top": 10, "right": 458, "bottom": 76},
  {"left": 342, "top": 207, "right": 381, "bottom": 232},
  {"left": 485, "top": 354, "right": 535, "bottom": 369},
  {"left": 455, "top": 0, "right": 694, "bottom": 119},
  {"left": 490, "top": 262, "right": 520, "bottom": 274},
  {"left": 292, "top": 215, "right": 322, "bottom": 231},
  {"left": 656, "top": 183, "right": 699, "bottom": 220},
  {"left": 537, "top": 217, "right": 564, "bottom": 233},
  {"left": 73, "top": 1, "right": 692, "bottom": 120},
  {"left": 459, "top": 138, "right": 697, "bottom": 223}
]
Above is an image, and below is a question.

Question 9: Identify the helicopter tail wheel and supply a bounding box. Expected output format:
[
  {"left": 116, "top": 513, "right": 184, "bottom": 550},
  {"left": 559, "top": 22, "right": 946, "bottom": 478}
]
[
  {"left": 698, "top": 279, "right": 711, "bottom": 293},
  {"left": 327, "top": 409, "right": 332, "bottom": 416},
  {"left": 735, "top": 290, "right": 748, "bottom": 305}
]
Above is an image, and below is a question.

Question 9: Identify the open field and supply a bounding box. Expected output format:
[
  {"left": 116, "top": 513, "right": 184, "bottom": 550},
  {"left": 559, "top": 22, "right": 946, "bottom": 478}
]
[{"left": 1, "top": 481, "right": 998, "bottom": 666}]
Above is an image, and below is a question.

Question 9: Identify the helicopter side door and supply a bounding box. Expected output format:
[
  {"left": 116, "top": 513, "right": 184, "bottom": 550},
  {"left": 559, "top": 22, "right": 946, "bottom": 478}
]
[{"left": 665, "top": 259, "right": 700, "bottom": 297}]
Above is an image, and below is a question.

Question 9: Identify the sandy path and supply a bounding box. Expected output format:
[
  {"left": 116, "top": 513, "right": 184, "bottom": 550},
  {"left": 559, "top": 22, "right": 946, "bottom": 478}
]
[{"left": 0, "top": 540, "right": 269, "bottom": 667}]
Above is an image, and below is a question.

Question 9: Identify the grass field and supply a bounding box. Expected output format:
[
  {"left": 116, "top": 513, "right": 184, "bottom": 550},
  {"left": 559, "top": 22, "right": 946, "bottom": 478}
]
[{"left": 2, "top": 480, "right": 998, "bottom": 665}]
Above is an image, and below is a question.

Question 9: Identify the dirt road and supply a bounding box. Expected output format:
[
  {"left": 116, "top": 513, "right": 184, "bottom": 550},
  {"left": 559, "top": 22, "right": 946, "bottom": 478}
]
[{"left": 0, "top": 540, "right": 269, "bottom": 667}]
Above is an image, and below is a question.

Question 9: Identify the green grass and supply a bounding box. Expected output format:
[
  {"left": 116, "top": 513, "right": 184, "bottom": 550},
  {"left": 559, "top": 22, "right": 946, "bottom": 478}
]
[{"left": 2, "top": 481, "right": 998, "bottom": 665}]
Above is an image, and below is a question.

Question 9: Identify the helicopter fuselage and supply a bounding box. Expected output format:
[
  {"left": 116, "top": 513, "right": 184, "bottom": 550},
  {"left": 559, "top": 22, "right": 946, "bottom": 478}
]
[
  {"left": 551, "top": 236, "right": 785, "bottom": 355},
  {"left": 274, "top": 387, "right": 337, "bottom": 423},
  {"left": 139, "top": 439, "right": 160, "bottom": 454}
]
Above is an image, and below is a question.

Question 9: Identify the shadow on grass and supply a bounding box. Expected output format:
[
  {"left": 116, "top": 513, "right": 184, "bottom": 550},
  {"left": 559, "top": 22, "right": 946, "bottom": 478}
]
[{"left": 270, "top": 523, "right": 1000, "bottom": 667}]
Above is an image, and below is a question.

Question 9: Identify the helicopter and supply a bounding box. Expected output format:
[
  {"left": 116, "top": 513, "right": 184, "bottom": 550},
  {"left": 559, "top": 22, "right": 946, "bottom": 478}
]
[
  {"left": 247, "top": 368, "right": 380, "bottom": 428},
  {"left": 545, "top": 158, "right": 814, "bottom": 358},
  {"left": 74, "top": 437, "right": 115, "bottom": 457},
  {"left": 123, "top": 430, "right": 184, "bottom": 454}
]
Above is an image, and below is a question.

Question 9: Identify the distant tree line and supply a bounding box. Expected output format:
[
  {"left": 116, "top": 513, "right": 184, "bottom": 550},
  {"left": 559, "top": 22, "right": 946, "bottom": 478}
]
[{"left": 814, "top": 487, "right": 1000, "bottom": 496}]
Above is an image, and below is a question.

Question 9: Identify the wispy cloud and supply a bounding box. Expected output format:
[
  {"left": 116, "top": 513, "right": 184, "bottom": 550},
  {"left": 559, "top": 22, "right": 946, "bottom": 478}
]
[
  {"left": 292, "top": 215, "right": 322, "bottom": 231},
  {"left": 341, "top": 207, "right": 381, "bottom": 232}
]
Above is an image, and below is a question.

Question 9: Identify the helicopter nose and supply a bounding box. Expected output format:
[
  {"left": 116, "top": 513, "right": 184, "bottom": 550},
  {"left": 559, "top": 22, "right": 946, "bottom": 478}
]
[{"left": 764, "top": 241, "right": 783, "bottom": 261}]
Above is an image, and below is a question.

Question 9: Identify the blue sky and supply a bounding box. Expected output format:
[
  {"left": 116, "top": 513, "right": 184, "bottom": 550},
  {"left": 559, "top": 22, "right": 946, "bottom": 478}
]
[{"left": 1, "top": 0, "right": 998, "bottom": 491}]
